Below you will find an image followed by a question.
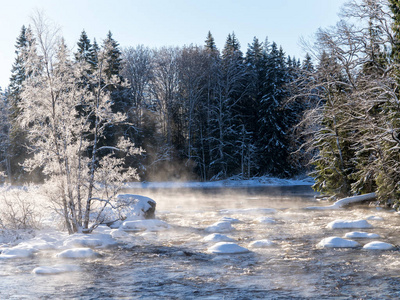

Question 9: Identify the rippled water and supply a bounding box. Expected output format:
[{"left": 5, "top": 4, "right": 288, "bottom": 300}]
[{"left": 2, "top": 186, "right": 400, "bottom": 299}]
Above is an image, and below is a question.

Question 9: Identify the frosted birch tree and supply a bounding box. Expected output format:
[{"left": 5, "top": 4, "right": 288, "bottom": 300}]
[{"left": 19, "top": 13, "right": 140, "bottom": 233}]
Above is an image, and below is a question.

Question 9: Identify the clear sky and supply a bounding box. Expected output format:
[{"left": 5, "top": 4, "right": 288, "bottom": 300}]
[{"left": 0, "top": 0, "right": 347, "bottom": 89}]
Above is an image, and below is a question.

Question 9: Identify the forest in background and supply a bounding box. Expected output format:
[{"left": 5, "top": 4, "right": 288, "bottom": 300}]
[{"left": 2, "top": 0, "right": 400, "bottom": 209}]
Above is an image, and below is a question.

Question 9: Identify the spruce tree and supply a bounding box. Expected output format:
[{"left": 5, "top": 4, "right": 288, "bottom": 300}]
[{"left": 7, "top": 26, "right": 36, "bottom": 183}]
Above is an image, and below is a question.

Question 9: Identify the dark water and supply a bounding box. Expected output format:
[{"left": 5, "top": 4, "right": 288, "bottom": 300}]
[{"left": 2, "top": 186, "right": 400, "bottom": 299}]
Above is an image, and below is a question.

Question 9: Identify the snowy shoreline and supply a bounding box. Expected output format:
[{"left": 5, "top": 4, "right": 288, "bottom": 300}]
[{"left": 124, "top": 176, "right": 314, "bottom": 190}]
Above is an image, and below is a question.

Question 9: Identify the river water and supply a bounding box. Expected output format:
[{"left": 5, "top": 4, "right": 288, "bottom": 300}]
[{"left": 1, "top": 186, "right": 400, "bottom": 299}]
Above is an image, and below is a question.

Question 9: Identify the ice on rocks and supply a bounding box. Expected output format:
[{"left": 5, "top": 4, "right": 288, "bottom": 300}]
[
  {"left": 344, "top": 231, "right": 380, "bottom": 239},
  {"left": 203, "top": 233, "right": 235, "bottom": 243},
  {"left": 120, "top": 219, "right": 170, "bottom": 232},
  {"left": 363, "top": 241, "right": 395, "bottom": 250},
  {"left": 317, "top": 237, "right": 360, "bottom": 248},
  {"left": 32, "top": 264, "right": 81, "bottom": 275},
  {"left": 326, "top": 219, "right": 373, "bottom": 229},
  {"left": 56, "top": 248, "right": 100, "bottom": 258},
  {"left": 207, "top": 242, "right": 250, "bottom": 254},
  {"left": 116, "top": 194, "right": 156, "bottom": 220},
  {"left": 248, "top": 239, "right": 275, "bottom": 248},
  {"left": 205, "top": 221, "right": 234, "bottom": 233}
]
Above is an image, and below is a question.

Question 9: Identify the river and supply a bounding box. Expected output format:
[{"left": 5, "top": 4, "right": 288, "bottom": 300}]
[{"left": 1, "top": 185, "right": 400, "bottom": 299}]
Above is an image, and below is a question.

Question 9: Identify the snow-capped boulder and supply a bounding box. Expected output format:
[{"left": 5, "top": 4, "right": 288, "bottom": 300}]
[
  {"left": 203, "top": 233, "right": 235, "bottom": 243},
  {"left": 120, "top": 219, "right": 170, "bottom": 232},
  {"left": 205, "top": 221, "right": 234, "bottom": 233},
  {"left": 56, "top": 248, "right": 100, "bottom": 259},
  {"left": 344, "top": 232, "right": 380, "bottom": 239},
  {"left": 116, "top": 194, "right": 156, "bottom": 220},
  {"left": 248, "top": 239, "right": 275, "bottom": 248},
  {"left": 32, "top": 264, "right": 81, "bottom": 275},
  {"left": 326, "top": 219, "right": 373, "bottom": 229},
  {"left": 207, "top": 242, "right": 250, "bottom": 254},
  {"left": 363, "top": 241, "right": 395, "bottom": 250},
  {"left": 317, "top": 237, "right": 360, "bottom": 248}
]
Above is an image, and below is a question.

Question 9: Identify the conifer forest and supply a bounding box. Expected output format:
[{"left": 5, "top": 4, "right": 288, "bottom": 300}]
[{"left": 2, "top": 0, "right": 400, "bottom": 208}]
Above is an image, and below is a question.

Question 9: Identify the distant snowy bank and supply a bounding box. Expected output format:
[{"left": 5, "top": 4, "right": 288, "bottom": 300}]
[{"left": 124, "top": 176, "right": 314, "bottom": 189}]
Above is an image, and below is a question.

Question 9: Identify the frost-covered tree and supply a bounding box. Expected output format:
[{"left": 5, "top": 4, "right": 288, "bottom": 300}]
[{"left": 19, "top": 14, "right": 140, "bottom": 234}]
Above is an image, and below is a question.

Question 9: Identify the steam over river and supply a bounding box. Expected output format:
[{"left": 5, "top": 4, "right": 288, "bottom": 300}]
[{"left": 2, "top": 185, "right": 400, "bottom": 299}]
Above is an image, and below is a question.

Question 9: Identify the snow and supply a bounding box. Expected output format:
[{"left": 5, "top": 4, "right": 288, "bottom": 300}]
[
  {"left": 363, "top": 241, "right": 395, "bottom": 250},
  {"left": 219, "top": 217, "right": 241, "bottom": 224},
  {"left": 32, "top": 264, "right": 81, "bottom": 275},
  {"left": 326, "top": 219, "right": 373, "bottom": 229},
  {"left": 305, "top": 193, "right": 376, "bottom": 210},
  {"left": 317, "top": 237, "right": 360, "bottom": 248},
  {"left": 344, "top": 232, "right": 380, "bottom": 239},
  {"left": 205, "top": 221, "right": 234, "bottom": 233},
  {"left": 115, "top": 194, "right": 156, "bottom": 220},
  {"left": 366, "top": 215, "right": 384, "bottom": 221},
  {"left": 120, "top": 219, "right": 170, "bottom": 232},
  {"left": 0, "top": 247, "right": 36, "bottom": 259},
  {"left": 248, "top": 239, "right": 275, "bottom": 248},
  {"left": 207, "top": 242, "right": 250, "bottom": 254},
  {"left": 203, "top": 233, "right": 235, "bottom": 243},
  {"left": 56, "top": 248, "right": 100, "bottom": 259},
  {"left": 257, "top": 217, "right": 277, "bottom": 224},
  {"left": 63, "top": 233, "right": 117, "bottom": 249}
]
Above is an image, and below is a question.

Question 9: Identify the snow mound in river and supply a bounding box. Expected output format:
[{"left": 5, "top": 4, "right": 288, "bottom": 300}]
[
  {"left": 248, "top": 239, "right": 276, "bottom": 248},
  {"left": 208, "top": 242, "right": 250, "bottom": 254},
  {"left": 327, "top": 219, "right": 373, "bottom": 229},
  {"left": 317, "top": 237, "right": 360, "bottom": 248},
  {"left": 56, "top": 248, "right": 100, "bottom": 258},
  {"left": 344, "top": 231, "right": 380, "bottom": 239},
  {"left": 363, "top": 241, "right": 395, "bottom": 250},
  {"left": 203, "top": 233, "right": 235, "bottom": 243},
  {"left": 205, "top": 221, "right": 234, "bottom": 233},
  {"left": 32, "top": 264, "right": 81, "bottom": 275}
]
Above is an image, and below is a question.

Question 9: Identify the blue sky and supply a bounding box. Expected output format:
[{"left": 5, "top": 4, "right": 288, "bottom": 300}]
[{"left": 0, "top": 0, "right": 347, "bottom": 89}]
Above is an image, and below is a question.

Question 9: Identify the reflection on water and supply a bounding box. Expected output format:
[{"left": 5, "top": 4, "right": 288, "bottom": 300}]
[{"left": 2, "top": 186, "right": 400, "bottom": 299}]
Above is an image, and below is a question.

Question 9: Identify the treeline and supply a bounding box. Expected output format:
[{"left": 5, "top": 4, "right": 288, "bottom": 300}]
[
  {"left": 295, "top": 0, "right": 400, "bottom": 206},
  {"left": 2, "top": 24, "right": 313, "bottom": 183}
]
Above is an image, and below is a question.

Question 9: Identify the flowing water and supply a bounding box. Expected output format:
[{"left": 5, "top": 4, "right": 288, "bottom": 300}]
[{"left": 1, "top": 186, "right": 400, "bottom": 299}]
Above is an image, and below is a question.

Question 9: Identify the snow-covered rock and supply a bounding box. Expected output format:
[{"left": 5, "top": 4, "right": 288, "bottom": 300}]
[
  {"left": 317, "top": 237, "right": 360, "bottom": 248},
  {"left": 248, "top": 239, "right": 275, "bottom": 248},
  {"left": 257, "top": 217, "right": 276, "bottom": 224},
  {"left": 32, "top": 264, "right": 81, "bottom": 275},
  {"left": 344, "top": 232, "right": 380, "bottom": 239},
  {"left": 56, "top": 248, "right": 100, "bottom": 259},
  {"left": 205, "top": 221, "right": 234, "bottom": 233},
  {"left": 305, "top": 193, "right": 376, "bottom": 210},
  {"left": 203, "top": 233, "right": 235, "bottom": 243},
  {"left": 363, "top": 241, "right": 395, "bottom": 250},
  {"left": 207, "top": 242, "right": 250, "bottom": 254},
  {"left": 120, "top": 219, "right": 170, "bottom": 232},
  {"left": 116, "top": 194, "right": 156, "bottom": 220},
  {"left": 326, "top": 219, "right": 373, "bottom": 229}
]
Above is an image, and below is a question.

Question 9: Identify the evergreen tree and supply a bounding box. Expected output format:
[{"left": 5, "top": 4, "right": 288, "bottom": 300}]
[{"left": 7, "top": 25, "right": 36, "bottom": 183}]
